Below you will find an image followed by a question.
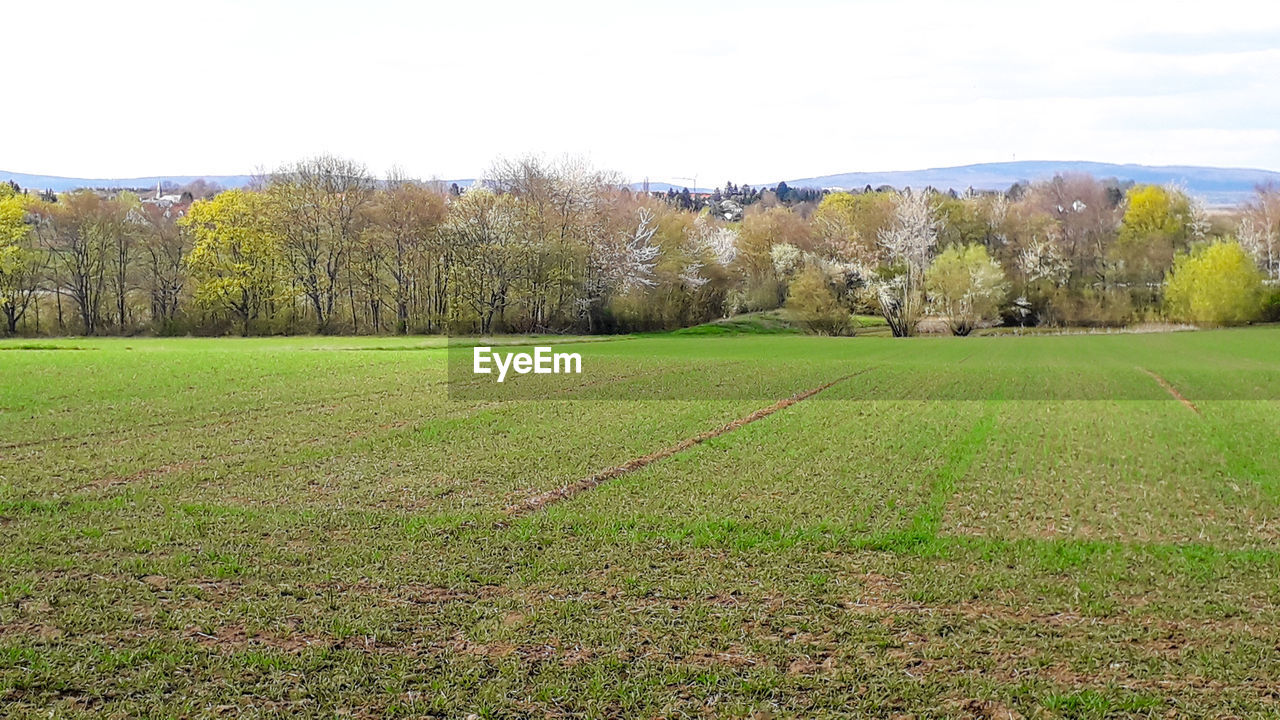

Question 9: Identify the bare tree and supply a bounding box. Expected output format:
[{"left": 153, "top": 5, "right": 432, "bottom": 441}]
[
  {"left": 32, "top": 191, "right": 120, "bottom": 334},
  {"left": 368, "top": 172, "right": 448, "bottom": 333},
  {"left": 445, "top": 188, "right": 525, "bottom": 334},
  {"left": 267, "top": 155, "right": 376, "bottom": 332},
  {"left": 134, "top": 200, "right": 189, "bottom": 329},
  {"left": 1024, "top": 174, "right": 1120, "bottom": 284},
  {"left": 0, "top": 240, "right": 44, "bottom": 335},
  {"left": 485, "top": 155, "right": 620, "bottom": 331},
  {"left": 109, "top": 192, "right": 141, "bottom": 331}
]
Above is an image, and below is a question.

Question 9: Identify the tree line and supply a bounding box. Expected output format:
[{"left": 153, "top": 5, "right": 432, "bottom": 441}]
[{"left": 1, "top": 155, "right": 1278, "bottom": 337}]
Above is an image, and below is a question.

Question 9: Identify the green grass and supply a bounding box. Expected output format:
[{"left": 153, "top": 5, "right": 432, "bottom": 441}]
[
  {"left": 2, "top": 328, "right": 1280, "bottom": 717},
  {"left": 670, "top": 310, "right": 803, "bottom": 335},
  {"left": 669, "top": 309, "right": 887, "bottom": 336}
]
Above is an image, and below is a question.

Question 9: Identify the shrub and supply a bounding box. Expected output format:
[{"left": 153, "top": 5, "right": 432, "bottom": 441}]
[
  {"left": 744, "top": 278, "right": 784, "bottom": 312},
  {"left": 924, "top": 244, "right": 1009, "bottom": 335},
  {"left": 785, "top": 266, "right": 850, "bottom": 335},
  {"left": 1261, "top": 287, "right": 1280, "bottom": 323},
  {"left": 1041, "top": 287, "right": 1135, "bottom": 328},
  {"left": 1164, "top": 240, "right": 1264, "bottom": 326}
]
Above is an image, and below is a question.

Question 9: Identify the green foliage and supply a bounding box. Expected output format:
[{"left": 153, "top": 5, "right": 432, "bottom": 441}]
[
  {"left": 0, "top": 193, "right": 26, "bottom": 246},
  {"left": 1164, "top": 239, "right": 1264, "bottom": 326},
  {"left": 933, "top": 195, "right": 996, "bottom": 248},
  {"left": 785, "top": 266, "right": 850, "bottom": 335},
  {"left": 925, "top": 243, "right": 1009, "bottom": 335},
  {"left": 1041, "top": 286, "right": 1135, "bottom": 328},
  {"left": 812, "top": 191, "right": 896, "bottom": 263},
  {"left": 11, "top": 165, "right": 1277, "bottom": 337},
  {"left": 180, "top": 190, "right": 284, "bottom": 335},
  {"left": 1113, "top": 185, "right": 1199, "bottom": 292},
  {"left": 670, "top": 310, "right": 801, "bottom": 335},
  {"left": 0, "top": 194, "right": 41, "bottom": 333},
  {"left": 0, "top": 244, "right": 35, "bottom": 293},
  {"left": 1263, "top": 287, "right": 1280, "bottom": 323}
]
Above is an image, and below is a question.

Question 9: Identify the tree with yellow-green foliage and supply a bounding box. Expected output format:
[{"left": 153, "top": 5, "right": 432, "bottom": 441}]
[
  {"left": 785, "top": 265, "right": 849, "bottom": 335},
  {"left": 934, "top": 195, "right": 1000, "bottom": 251},
  {"left": 730, "top": 206, "right": 813, "bottom": 312},
  {"left": 925, "top": 243, "right": 1009, "bottom": 336},
  {"left": 1164, "top": 240, "right": 1263, "bottom": 326},
  {"left": 0, "top": 186, "right": 43, "bottom": 334},
  {"left": 266, "top": 155, "right": 376, "bottom": 332},
  {"left": 736, "top": 206, "right": 813, "bottom": 279},
  {"left": 812, "top": 191, "right": 896, "bottom": 264},
  {"left": 181, "top": 190, "right": 284, "bottom": 336},
  {"left": 1113, "top": 185, "right": 1202, "bottom": 300},
  {"left": 0, "top": 185, "right": 29, "bottom": 253}
]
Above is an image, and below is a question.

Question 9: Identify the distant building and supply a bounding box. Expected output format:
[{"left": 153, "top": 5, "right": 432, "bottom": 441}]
[{"left": 139, "top": 182, "right": 192, "bottom": 219}]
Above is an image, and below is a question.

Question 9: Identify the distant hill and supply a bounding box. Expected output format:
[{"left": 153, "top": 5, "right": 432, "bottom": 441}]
[
  {"left": 423, "top": 179, "right": 717, "bottom": 194},
  {"left": 7, "top": 161, "right": 1279, "bottom": 205},
  {"left": 0, "top": 171, "right": 256, "bottom": 193},
  {"left": 776, "top": 161, "right": 1280, "bottom": 205},
  {"left": 448, "top": 179, "right": 717, "bottom": 194}
]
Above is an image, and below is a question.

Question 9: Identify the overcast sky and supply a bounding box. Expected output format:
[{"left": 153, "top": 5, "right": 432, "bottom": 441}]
[{"left": 6, "top": 0, "right": 1279, "bottom": 185}]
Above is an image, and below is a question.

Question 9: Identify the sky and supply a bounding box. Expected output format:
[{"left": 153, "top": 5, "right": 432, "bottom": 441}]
[{"left": 5, "top": 0, "right": 1279, "bottom": 185}]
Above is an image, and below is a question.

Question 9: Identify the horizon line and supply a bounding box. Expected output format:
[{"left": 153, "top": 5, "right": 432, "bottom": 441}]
[{"left": 5, "top": 158, "right": 1280, "bottom": 190}]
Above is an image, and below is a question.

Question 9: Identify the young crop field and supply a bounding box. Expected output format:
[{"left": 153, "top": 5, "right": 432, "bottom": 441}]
[{"left": 2, "top": 328, "right": 1279, "bottom": 718}]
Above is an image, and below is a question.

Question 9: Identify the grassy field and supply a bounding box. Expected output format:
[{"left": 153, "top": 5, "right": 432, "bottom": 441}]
[{"left": 2, "top": 327, "right": 1279, "bottom": 718}]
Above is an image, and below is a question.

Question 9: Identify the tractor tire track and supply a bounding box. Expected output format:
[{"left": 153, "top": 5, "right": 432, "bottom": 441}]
[
  {"left": 504, "top": 369, "right": 871, "bottom": 517},
  {"left": 1138, "top": 367, "right": 1200, "bottom": 415}
]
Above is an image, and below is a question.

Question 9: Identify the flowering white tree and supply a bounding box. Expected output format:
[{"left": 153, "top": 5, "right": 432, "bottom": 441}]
[
  {"left": 484, "top": 155, "right": 618, "bottom": 330},
  {"left": 678, "top": 260, "right": 708, "bottom": 289},
  {"left": 1180, "top": 185, "right": 1211, "bottom": 244},
  {"left": 770, "top": 242, "right": 803, "bottom": 277},
  {"left": 689, "top": 216, "right": 738, "bottom": 266},
  {"left": 988, "top": 193, "right": 1010, "bottom": 244},
  {"left": 678, "top": 217, "right": 739, "bottom": 289},
  {"left": 1239, "top": 187, "right": 1280, "bottom": 282},
  {"left": 875, "top": 191, "right": 938, "bottom": 336},
  {"left": 444, "top": 188, "right": 525, "bottom": 334},
  {"left": 1017, "top": 232, "right": 1071, "bottom": 286},
  {"left": 577, "top": 207, "right": 661, "bottom": 321},
  {"left": 879, "top": 191, "right": 937, "bottom": 271},
  {"left": 1240, "top": 217, "right": 1280, "bottom": 282},
  {"left": 614, "top": 208, "right": 661, "bottom": 290}
]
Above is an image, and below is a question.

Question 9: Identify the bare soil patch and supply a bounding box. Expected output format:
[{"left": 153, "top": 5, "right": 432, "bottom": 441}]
[{"left": 85, "top": 460, "right": 207, "bottom": 490}]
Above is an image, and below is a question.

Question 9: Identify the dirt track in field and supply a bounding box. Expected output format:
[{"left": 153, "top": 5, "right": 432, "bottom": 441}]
[
  {"left": 503, "top": 369, "right": 870, "bottom": 516},
  {"left": 1138, "top": 367, "right": 1200, "bottom": 415}
]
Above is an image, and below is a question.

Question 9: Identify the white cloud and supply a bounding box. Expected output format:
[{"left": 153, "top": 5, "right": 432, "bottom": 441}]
[{"left": 4, "top": 0, "right": 1278, "bottom": 182}]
